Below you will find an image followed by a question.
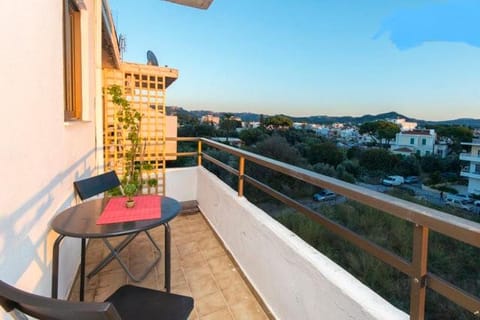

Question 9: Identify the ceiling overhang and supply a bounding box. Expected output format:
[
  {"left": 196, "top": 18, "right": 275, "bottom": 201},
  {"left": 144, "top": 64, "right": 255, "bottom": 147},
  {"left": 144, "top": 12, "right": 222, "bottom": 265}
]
[{"left": 164, "top": 0, "right": 213, "bottom": 9}]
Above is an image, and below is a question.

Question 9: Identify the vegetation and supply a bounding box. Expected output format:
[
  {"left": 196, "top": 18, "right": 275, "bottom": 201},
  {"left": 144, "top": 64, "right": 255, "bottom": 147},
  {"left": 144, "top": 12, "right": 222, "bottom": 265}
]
[
  {"left": 171, "top": 118, "right": 478, "bottom": 318},
  {"left": 107, "top": 85, "right": 143, "bottom": 190},
  {"left": 359, "top": 120, "right": 400, "bottom": 145},
  {"left": 263, "top": 115, "right": 293, "bottom": 129}
]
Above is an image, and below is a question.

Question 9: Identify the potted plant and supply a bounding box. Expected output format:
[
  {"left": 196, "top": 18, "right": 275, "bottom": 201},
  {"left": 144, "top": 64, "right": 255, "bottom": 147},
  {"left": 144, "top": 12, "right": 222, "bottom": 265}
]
[
  {"left": 124, "top": 183, "right": 137, "bottom": 208},
  {"left": 107, "top": 85, "right": 145, "bottom": 206}
]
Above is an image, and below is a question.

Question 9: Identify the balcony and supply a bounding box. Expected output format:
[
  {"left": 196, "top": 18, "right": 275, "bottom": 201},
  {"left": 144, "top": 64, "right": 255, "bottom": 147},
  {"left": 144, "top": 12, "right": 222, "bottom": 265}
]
[
  {"left": 67, "top": 138, "right": 479, "bottom": 320},
  {"left": 460, "top": 168, "right": 480, "bottom": 179},
  {"left": 69, "top": 207, "right": 270, "bottom": 319},
  {"left": 460, "top": 153, "right": 480, "bottom": 162}
]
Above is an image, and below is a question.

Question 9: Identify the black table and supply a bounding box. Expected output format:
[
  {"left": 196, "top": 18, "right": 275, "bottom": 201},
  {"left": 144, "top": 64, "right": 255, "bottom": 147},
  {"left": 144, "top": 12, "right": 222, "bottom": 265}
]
[{"left": 50, "top": 196, "right": 180, "bottom": 300}]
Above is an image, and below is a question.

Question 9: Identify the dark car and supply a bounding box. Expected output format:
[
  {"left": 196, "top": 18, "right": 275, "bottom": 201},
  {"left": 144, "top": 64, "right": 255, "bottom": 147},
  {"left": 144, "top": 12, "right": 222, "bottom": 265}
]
[{"left": 404, "top": 176, "right": 420, "bottom": 184}]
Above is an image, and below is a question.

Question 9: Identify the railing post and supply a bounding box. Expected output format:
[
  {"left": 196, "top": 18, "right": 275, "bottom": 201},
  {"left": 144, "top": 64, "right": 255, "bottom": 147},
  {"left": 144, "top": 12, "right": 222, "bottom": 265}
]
[
  {"left": 238, "top": 156, "right": 245, "bottom": 197},
  {"left": 410, "top": 224, "right": 429, "bottom": 320},
  {"left": 197, "top": 139, "right": 202, "bottom": 166}
]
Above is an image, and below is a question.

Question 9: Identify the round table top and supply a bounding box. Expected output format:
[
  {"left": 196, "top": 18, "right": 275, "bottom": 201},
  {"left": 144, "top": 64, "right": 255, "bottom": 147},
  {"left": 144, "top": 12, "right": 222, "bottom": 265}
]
[{"left": 50, "top": 196, "right": 180, "bottom": 238}]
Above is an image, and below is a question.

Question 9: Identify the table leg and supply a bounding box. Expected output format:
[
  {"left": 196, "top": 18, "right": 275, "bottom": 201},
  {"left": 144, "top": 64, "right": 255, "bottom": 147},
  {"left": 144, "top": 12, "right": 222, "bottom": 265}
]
[
  {"left": 52, "top": 235, "right": 65, "bottom": 298},
  {"left": 80, "top": 238, "right": 86, "bottom": 301},
  {"left": 164, "top": 223, "right": 171, "bottom": 292}
]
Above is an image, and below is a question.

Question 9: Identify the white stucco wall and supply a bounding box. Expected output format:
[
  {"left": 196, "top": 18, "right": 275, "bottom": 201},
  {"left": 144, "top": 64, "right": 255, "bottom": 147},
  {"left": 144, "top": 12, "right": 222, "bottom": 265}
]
[
  {"left": 165, "top": 167, "right": 198, "bottom": 201},
  {"left": 195, "top": 167, "right": 408, "bottom": 320},
  {"left": 0, "top": 0, "right": 102, "bottom": 313}
]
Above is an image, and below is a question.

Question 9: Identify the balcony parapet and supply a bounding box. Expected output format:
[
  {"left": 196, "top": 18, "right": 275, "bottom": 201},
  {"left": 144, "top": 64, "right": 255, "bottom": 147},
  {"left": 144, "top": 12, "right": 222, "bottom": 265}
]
[
  {"left": 165, "top": 137, "right": 480, "bottom": 319},
  {"left": 460, "top": 152, "right": 480, "bottom": 162}
]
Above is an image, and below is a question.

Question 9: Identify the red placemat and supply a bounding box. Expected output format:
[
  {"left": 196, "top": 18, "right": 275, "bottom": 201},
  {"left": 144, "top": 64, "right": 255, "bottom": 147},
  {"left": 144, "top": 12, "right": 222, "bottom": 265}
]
[{"left": 96, "top": 195, "right": 162, "bottom": 225}]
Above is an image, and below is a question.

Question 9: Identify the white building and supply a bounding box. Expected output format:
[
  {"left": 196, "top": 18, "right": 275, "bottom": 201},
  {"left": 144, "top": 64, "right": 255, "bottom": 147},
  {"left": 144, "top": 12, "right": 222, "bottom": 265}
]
[
  {"left": 460, "top": 139, "right": 480, "bottom": 195},
  {"left": 393, "top": 118, "right": 418, "bottom": 132},
  {"left": 200, "top": 114, "right": 220, "bottom": 125},
  {"left": 390, "top": 130, "right": 437, "bottom": 157}
]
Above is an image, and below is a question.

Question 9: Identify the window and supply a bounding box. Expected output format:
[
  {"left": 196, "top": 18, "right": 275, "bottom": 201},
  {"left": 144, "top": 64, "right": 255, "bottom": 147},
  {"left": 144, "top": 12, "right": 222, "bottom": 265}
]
[
  {"left": 422, "top": 138, "right": 426, "bottom": 145},
  {"left": 410, "top": 138, "right": 415, "bottom": 144},
  {"left": 64, "top": 0, "right": 82, "bottom": 120}
]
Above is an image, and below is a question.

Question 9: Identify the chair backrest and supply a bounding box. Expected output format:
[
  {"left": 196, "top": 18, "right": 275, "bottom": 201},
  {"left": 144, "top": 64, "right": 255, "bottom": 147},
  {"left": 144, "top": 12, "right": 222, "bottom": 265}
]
[
  {"left": 0, "top": 281, "right": 121, "bottom": 320},
  {"left": 74, "top": 171, "right": 121, "bottom": 201}
]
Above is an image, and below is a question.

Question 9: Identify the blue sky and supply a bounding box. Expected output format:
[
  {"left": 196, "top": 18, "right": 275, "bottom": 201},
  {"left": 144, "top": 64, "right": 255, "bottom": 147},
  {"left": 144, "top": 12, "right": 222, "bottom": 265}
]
[{"left": 109, "top": 0, "right": 479, "bottom": 121}]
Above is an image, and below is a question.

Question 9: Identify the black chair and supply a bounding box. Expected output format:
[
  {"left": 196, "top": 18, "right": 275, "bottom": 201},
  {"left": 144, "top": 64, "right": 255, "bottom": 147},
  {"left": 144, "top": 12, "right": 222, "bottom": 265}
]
[
  {"left": 73, "top": 171, "right": 162, "bottom": 283},
  {"left": 0, "top": 281, "right": 193, "bottom": 320}
]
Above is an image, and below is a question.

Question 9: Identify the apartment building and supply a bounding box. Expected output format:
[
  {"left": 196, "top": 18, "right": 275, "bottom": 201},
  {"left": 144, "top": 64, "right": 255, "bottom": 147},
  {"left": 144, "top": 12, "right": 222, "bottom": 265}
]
[{"left": 460, "top": 138, "right": 480, "bottom": 195}]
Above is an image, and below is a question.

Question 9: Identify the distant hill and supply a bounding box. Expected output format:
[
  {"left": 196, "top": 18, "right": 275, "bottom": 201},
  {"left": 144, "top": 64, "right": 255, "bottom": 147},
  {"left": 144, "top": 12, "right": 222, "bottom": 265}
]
[{"left": 166, "top": 107, "right": 480, "bottom": 128}]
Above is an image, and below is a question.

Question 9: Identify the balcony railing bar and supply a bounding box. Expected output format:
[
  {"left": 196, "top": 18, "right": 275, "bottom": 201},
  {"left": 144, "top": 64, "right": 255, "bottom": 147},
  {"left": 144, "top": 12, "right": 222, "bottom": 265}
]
[
  {"left": 202, "top": 153, "right": 239, "bottom": 176},
  {"left": 200, "top": 138, "right": 480, "bottom": 249},
  {"left": 428, "top": 273, "right": 480, "bottom": 315},
  {"left": 167, "top": 137, "right": 480, "bottom": 318},
  {"left": 243, "top": 174, "right": 412, "bottom": 276}
]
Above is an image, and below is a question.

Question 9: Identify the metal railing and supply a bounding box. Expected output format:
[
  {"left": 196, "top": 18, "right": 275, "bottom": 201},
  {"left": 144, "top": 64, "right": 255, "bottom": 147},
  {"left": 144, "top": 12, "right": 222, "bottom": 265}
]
[{"left": 169, "top": 137, "right": 480, "bottom": 319}]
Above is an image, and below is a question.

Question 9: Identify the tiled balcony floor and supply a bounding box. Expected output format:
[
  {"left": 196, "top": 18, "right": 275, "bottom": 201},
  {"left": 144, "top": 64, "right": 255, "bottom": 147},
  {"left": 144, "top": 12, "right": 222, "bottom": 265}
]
[{"left": 69, "top": 211, "right": 270, "bottom": 320}]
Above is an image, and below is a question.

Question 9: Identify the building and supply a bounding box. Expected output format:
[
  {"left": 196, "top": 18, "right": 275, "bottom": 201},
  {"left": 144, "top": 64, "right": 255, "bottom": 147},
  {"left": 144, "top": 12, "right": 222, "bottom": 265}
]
[
  {"left": 0, "top": 0, "right": 178, "bottom": 307},
  {"left": 393, "top": 118, "right": 418, "bottom": 132},
  {"left": 390, "top": 129, "right": 437, "bottom": 157},
  {"left": 460, "top": 138, "right": 480, "bottom": 195},
  {"left": 200, "top": 114, "right": 220, "bottom": 126}
]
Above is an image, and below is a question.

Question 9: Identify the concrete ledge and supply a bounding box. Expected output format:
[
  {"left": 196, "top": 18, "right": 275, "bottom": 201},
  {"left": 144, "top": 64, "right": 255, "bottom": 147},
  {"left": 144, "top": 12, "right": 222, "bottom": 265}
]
[{"left": 195, "top": 167, "right": 408, "bottom": 320}]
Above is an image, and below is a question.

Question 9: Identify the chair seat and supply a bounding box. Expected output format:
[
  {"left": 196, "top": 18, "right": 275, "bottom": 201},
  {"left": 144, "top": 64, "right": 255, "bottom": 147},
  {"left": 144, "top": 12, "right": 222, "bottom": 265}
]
[{"left": 105, "top": 285, "right": 194, "bottom": 320}]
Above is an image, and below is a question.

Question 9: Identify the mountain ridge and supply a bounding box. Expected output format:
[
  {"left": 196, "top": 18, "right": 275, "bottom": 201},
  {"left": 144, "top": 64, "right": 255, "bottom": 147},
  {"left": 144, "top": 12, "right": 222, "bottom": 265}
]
[{"left": 166, "top": 107, "right": 480, "bottom": 128}]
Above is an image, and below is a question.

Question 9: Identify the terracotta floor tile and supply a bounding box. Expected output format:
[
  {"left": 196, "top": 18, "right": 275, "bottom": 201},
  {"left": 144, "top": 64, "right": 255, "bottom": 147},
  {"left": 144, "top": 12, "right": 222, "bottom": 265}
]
[
  {"left": 178, "top": 241, "right": 201, "bottom": 258},
  {"left": 183, "top": 264, "right": 212, "bottom": 282},
  {"left": 230, "top": 300, "right": 268, "bottom": 320},
  {"left": 180, "top": 251, "right": 208, "bottom": 267},
  {"left": 222, "top": 282, "right": 253, "bottom": 306},
  {"left": 200, "top": 307, "right": 234, "bottom": 320},
  {"left": 214, "top": 269, "right": 243, "bottom": 290},
  {"left": 201, "top": 245, "right": 226, "bottom": 260},
  {"left": 208, "top": 255, "right": 235, "bottom": 275},
  {"left": 188, "top": 274, "right": 219, "bottom": 299},
  {"left": 195, "top": 291, "right": 228, "bottom": 316}
]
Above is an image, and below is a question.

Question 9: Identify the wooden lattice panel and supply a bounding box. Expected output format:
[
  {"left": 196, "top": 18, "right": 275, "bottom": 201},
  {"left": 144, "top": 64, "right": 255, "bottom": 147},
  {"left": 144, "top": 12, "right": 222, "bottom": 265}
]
[{"left": 103, "top": 63, "right": 178, "bottom": 195}]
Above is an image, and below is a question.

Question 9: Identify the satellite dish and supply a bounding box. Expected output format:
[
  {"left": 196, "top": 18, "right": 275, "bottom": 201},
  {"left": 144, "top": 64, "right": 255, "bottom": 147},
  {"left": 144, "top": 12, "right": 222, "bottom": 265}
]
[{"left": 147, "top": 50, "right": 159, "bottom": 66}]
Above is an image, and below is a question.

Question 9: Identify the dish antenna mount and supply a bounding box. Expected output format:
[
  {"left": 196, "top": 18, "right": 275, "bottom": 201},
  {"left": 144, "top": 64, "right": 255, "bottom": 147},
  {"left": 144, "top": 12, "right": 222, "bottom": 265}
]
[{"left": 147, "top": 50, "right": 159, "bottom": 66}]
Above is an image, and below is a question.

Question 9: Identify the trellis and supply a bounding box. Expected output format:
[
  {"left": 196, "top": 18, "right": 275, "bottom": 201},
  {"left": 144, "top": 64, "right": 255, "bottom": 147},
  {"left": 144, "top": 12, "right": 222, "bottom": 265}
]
[{"left": 103, "top": 62, "right": 178, "bottom": 195}]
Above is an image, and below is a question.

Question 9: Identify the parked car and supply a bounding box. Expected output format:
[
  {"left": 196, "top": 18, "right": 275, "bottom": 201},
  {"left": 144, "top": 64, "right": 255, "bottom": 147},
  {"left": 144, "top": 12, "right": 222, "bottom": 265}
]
[
  {"left": 313, "top": 190, "right": 336, "bottom": 201},
  {"left": 404, "top": 176, "right": 420, "bottom": 184},
  {"left": 455, "top": 194, "right": 474, "bottom": 203},
  {"left": 445, "top": 197, "right": 474, "bottom": 212},
  {"left": 382, "top": 175, "right": 404, "bottom": 186}
]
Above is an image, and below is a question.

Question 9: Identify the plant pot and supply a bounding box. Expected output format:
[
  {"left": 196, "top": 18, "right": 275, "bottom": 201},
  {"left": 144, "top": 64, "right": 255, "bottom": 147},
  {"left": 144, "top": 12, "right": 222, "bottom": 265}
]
[{"left": 125, "top": 199, "right": 135, "bottom": 208}]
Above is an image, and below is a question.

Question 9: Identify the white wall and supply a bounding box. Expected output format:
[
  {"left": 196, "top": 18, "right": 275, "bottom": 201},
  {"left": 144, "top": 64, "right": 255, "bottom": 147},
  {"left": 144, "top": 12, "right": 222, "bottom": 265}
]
[
  {"left": 0, "top": 0, "right": 102, "bottom": 311},
  {"left": 195, "top": 167, "right": 408, "bottom": 320},
  {"left": 165, "top": 167, "right": 198, "bottom": 201}
]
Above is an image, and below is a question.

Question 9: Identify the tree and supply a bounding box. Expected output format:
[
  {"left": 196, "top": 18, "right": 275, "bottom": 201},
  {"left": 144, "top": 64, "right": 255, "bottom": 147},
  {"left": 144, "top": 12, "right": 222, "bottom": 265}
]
[
  {"left": 359, "top": 121, "right": 400, "bottom": 146},
  {"left": 359, "top": 148, "right": 399, "bottom": 172},
  {"left": 307, "top": 142, "right": 344, "bottom": 167},
  {"left": 219, "top": 113, "right": 242, "bottom": 139},
  {"left": 263, "top": 115, "right": 293, "bottom": 129},
  {"left": 239, "top": 128, "right": 267, "bottom": 146}
]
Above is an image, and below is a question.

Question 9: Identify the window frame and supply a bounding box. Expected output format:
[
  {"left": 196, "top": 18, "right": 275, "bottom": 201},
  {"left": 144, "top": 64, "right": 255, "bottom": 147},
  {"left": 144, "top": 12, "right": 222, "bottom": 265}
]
[{"left": 64, "top": 0, "right": 83, "bottom": 121}]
